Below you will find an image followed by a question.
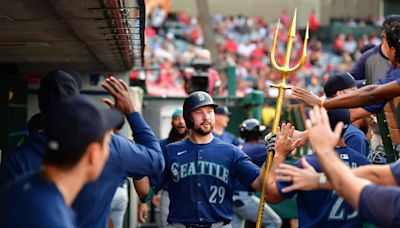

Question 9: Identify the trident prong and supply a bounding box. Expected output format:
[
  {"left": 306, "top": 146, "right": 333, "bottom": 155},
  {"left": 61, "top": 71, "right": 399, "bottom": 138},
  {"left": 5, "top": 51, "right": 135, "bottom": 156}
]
[{"left": 256, "top": 9, "right": 308, "bottom": 228}]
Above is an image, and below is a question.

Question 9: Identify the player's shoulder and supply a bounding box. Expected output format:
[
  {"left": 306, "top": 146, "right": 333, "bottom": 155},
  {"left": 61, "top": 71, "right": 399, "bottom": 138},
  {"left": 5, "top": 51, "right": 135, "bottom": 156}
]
[
  {"left": 363, "top": 45, "right": 381, "bottom": 59},
  {"left": 337, "top": 147, "right": 370, "bottom": 164},
  {"left": 166, "top": 139, "right": 187, "bottom": 150},
  {"left": 212, "top": 137, "right": 239, "bottom": 150}
]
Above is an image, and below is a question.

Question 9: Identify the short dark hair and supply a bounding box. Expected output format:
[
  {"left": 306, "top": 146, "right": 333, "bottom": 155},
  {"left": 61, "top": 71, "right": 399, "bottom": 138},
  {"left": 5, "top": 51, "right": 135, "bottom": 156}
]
[
  {"left": 384, "top": 21, "right": 400, "bottom": 62},
  {"left": 382, "top": 15, "right": 400, "bottom": 31}
]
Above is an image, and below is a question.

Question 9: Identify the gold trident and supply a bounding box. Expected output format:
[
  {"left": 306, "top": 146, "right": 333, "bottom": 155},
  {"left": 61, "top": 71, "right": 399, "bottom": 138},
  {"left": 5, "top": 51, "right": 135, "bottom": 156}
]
[{"left": 256, "top": 9, "right": 309, "bottom": 228}]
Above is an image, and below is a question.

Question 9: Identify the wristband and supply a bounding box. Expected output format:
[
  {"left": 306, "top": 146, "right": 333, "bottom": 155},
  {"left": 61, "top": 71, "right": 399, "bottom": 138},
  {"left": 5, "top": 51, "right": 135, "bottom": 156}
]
[
  {"left": 140, "top": 188, "right": 154, "bottom": 203},
  {"left": 318, "top": 173, "right": 327, "bottom": 189}
]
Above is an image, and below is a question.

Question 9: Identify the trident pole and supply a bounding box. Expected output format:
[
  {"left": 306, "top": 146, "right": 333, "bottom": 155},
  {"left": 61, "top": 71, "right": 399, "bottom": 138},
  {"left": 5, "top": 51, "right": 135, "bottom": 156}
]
[{"left": 255, "top": 9, "right": 309, "bottom": 228}]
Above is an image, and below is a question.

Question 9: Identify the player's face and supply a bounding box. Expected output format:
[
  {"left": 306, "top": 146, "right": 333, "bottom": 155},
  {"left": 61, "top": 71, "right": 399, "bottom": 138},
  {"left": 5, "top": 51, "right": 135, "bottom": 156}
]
[
  {"left": 384, "top": 31, "right": 397, "bottom": 64},
  {"left": 191, "top": 106, "right": 215, "bottom": 135},
  {"left": 88, "top": 131, "right": 112, "bottom": 181},
  {"left": 215, "top": 114, "right": 229, "bottom": 128},
  {"left": 172, "top": 114, "right": 187, "bottom": 134}
]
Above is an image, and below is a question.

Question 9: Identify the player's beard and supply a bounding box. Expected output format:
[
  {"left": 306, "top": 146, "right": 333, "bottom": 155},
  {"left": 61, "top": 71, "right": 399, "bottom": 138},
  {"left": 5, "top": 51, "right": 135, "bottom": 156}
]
[
  {"left": 168, "top": 127, "right": 189, "bottom": 143},
  {"left": 193, "top": 121, "right": 214, "bottom": 136}
]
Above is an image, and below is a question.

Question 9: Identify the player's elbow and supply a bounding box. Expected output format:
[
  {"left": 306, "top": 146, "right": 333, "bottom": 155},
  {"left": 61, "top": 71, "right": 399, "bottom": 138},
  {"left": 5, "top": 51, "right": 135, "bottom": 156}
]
[
  {"left": 265, "top": 194, "right": 284, "bottom": 204},
  {"left": 264, "top": 184, "right": 284, "bottom": 204},
  {"left": 147, "top": 149, "right": 166, "bottom": 174}
]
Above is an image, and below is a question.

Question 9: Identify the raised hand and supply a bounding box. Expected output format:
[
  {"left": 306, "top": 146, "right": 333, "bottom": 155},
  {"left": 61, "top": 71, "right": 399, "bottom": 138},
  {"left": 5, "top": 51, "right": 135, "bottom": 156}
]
[
  {"left": 101, "top": 76, "right": 136, "bottom": 115},
  {"left": 292, "top": 87, "right": 323, "bottom": 107},
  {"left": 276, "top": 157, "right": 320, "bottom": 193},
  {"left": 274, "top": 123, "right": 302, "bottom": 158},
  {"left": 306, "top": 106, "right": 342, "bottom": 155}
]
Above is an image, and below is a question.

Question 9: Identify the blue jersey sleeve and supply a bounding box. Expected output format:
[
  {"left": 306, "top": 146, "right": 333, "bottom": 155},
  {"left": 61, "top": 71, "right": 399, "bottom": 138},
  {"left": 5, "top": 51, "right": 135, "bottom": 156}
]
[
  {"left": 276, "top": 159, "right": 304, "bottom": 199},
  {"left": 359, "top": 185, "right": 400, "bottom": 227},
  {"left": 116, "top": 112, "right": 165, "bottom": 177},
  {"left": 233, "top": 147, "right": 260, "bottom": 190},
  {"left": 150, "top": 140, "right": 169, "bottom": 192},
  {"left": 390, "top": 161, "right": 400, "bottom": 185},
  {"left": 362, "top": 67, "right": 399, "bottom": 113}
]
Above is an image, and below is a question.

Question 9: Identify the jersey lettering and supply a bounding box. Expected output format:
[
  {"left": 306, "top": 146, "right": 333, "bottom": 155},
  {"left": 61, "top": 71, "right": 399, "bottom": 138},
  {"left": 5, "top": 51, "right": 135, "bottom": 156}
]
[
  {"left": 171, "top": 161, "right": 229, "bottom": 183},
  {"left": 328, "top": 160, "right": 360, "bottom": 220},
  {"left": 328, "top": 193, "right": 358, "bottom": 220}
]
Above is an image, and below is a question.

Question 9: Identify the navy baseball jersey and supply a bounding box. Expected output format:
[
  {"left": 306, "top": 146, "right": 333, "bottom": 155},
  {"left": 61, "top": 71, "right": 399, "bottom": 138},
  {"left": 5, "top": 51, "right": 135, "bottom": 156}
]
[
  {"left": 363, "top": 66, "right": 400, "bottom": 114},
  {"left": 390, "top": 160, "right": 400, "bottom": 184},
  {"left": 213, "top": 131, "right": 241, "bottom": 146},
  {"left": 235, "top": 142, "right": 267, "bottom": 191},
  {"left": 0, "top": 173, "right": 76, "bottom": 228},
  {"left": 344, "top": 124, "right": 369, "bottom": 157},
  {"left": 157, "top": 137, "right": 260, "bottom": 223},
  {"left": 0, "top": 112, "right": 164, "bottom": 228},
  {"left": 277, "top": 147, "right": 370, "bottom": 228},
  {"left": 0, "top": 132, "right": 46, "bottom": 189},
  {"left": 239, "top": 142, "right": 267, "bottom": 167}
]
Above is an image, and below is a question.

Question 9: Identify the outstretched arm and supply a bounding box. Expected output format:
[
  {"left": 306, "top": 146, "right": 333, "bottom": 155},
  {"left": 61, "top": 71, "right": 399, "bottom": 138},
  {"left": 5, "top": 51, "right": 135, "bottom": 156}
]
[
  {"left": 276, "top": 161, "right": 397, "bottom": 193},
  {"left": 324, "top": 81, "right": 400, "bottom": 109}
]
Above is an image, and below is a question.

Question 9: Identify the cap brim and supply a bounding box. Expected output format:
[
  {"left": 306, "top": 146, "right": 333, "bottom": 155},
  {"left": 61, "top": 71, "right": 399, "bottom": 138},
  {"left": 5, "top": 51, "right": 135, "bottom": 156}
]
[{"left": 103, "top": 108, "right": 124, "bottom": 131}]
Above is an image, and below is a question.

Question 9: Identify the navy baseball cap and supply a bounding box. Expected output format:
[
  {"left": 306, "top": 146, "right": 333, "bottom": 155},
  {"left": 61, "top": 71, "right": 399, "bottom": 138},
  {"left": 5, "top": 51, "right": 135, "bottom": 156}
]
[
  {"left": 44, "top": 95, "right": 124, "bottom": 167},
  {"left": 324, "top": 73, "right": 359, "bottom": 98},
  {"left": 327, "top": 109, "right": 350, "bottom": 137},
  {"left": 38, "top": 69, "right": 82, "bottom": 114},
  {"left": 215, "top": 106, "right": 232, "bottom": 116}
]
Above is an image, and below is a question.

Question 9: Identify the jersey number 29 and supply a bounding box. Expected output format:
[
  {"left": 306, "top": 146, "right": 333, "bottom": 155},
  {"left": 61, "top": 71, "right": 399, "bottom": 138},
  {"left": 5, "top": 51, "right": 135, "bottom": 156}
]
[{"left": 209, "top": 185, "right": 225, "bottom": 204}]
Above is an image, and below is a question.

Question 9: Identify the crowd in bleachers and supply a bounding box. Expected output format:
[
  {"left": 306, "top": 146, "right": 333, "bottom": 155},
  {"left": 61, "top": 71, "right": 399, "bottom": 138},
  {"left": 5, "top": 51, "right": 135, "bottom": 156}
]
[{"left": 136, "top": 7, "right": 382, "bottom": 97}]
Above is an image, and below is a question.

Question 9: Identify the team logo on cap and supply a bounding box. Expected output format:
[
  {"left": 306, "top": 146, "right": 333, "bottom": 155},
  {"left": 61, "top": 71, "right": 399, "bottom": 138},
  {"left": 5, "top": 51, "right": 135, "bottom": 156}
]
[
  {"left": 198, "top": 93, "right": 205, "bottom": 101},
  {"left": 48, "top": 141, "right": 59, "bottom": 150}
]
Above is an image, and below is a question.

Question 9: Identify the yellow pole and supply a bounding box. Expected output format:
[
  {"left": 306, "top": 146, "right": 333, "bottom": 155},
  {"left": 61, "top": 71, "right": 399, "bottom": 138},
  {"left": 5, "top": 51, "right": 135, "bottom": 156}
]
[{"left": 255, "top": 9, "right": 309, "bottom": 228}]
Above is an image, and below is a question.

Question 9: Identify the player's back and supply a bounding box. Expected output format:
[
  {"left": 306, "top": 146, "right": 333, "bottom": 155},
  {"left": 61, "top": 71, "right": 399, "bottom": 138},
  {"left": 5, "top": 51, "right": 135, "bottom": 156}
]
[
  {"left": 0, "top": 132, "right": 46, "bottom": 189},
  {"left": 277, "top": 146, "right": 370, "bottom": 228},
  {"left": 0, "top": 173, "right": 75, "bottom": 228}
]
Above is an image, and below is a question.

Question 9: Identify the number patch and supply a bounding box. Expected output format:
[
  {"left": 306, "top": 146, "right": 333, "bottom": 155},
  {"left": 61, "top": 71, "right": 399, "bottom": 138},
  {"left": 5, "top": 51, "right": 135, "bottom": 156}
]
[{"left": 209, "top": 185, "right": 225, "bottom": 204}]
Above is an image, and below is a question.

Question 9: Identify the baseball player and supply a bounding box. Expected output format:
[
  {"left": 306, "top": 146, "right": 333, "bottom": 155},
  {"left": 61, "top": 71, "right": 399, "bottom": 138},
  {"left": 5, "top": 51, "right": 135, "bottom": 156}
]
[
  {"left": 303, "top": 106, "right": 400, "bottom": 227},
  {"left": 0, "top": 95, "right": 124, "bottom": 227},
  {"left": 264, "top": 109, "right": 371, "bottom": 227},
  {"left": 296, "top": 20, "right": 400, "bottom": 122},
  {"left": 293, "top": 73, "right": 370, "bottom": 157},
  {"left": 232, "top": 119, "right": 282, "bottom": 228},
  {"left": 350, "top": 15, "right": 400, "bottom": 85},
  {"left": 213, "top": 106, "right": 241, "bottom": 146},
  {"left": 153, "top": 91, "right": 265, "bottom": 227},
  {"left": 0, "top": 70, "right": 165, "bottom": 228}
]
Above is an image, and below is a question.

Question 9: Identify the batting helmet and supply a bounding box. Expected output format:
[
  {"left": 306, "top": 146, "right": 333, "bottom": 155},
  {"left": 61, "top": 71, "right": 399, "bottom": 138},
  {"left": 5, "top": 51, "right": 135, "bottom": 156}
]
[
  {"left": 183, "top": 91, "right": 217, "bottom": 129},
  {"left": 239, "top": 118, "right": 266, "bottom": 140}
]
